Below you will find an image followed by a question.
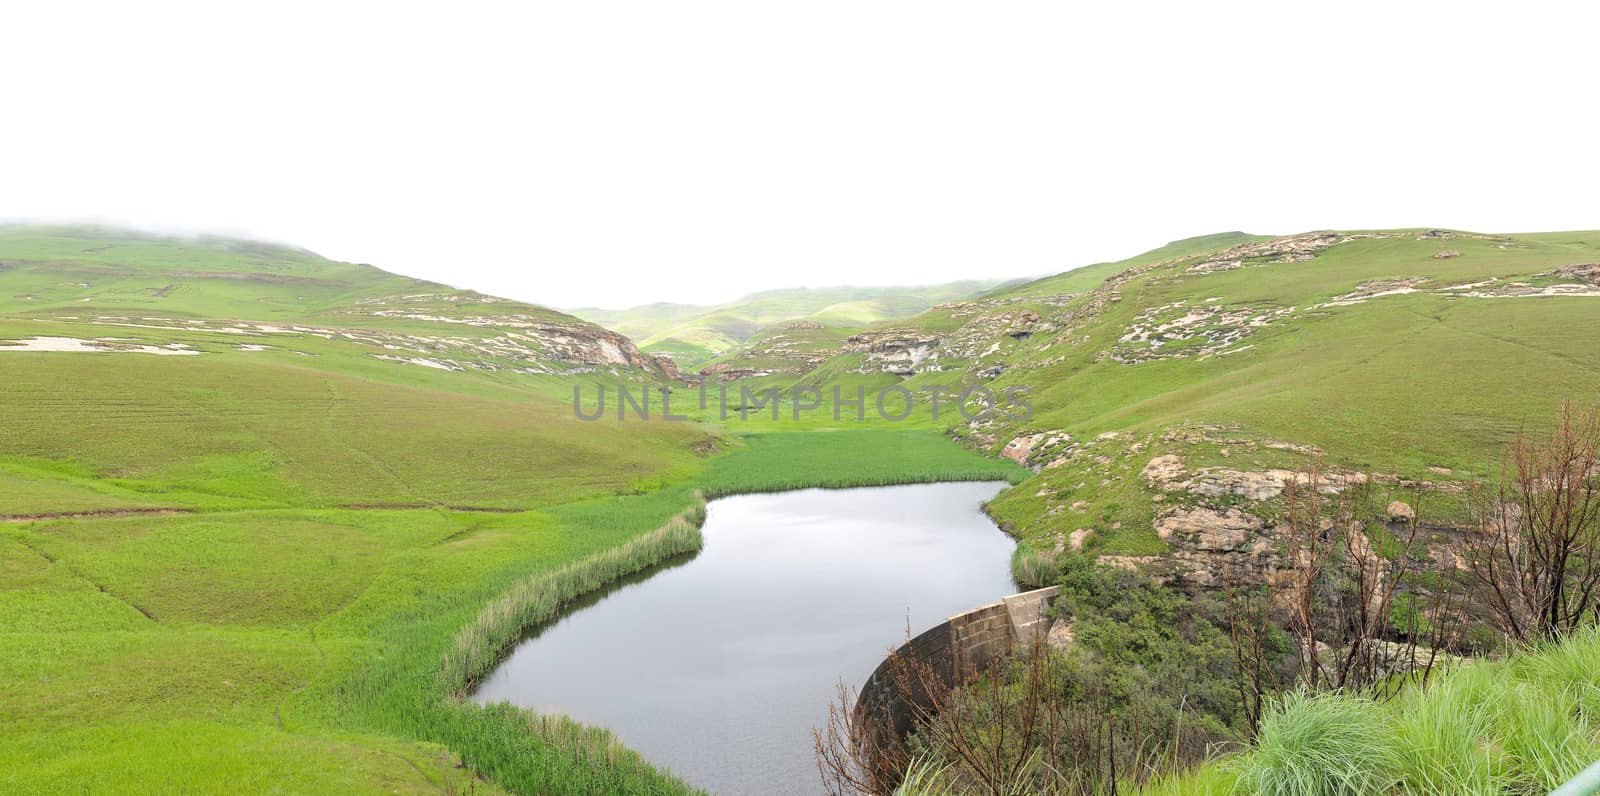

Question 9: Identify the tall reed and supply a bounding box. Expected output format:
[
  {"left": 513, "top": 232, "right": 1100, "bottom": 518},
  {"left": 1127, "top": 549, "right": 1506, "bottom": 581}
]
[{"left": 439, "top": 492, "right": 707, "bottom": 694}]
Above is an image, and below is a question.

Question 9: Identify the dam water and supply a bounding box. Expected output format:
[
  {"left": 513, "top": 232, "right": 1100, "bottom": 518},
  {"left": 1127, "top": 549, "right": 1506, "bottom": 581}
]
[{"left": 470, "top": 481, "right": 1018, "bottom": 794}]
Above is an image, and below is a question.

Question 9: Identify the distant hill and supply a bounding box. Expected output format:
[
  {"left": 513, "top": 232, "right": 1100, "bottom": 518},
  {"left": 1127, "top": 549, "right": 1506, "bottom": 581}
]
[
  {"left": 570, "top": 279, "right": 1020, "bottom": 369},
  {"left": 0, "top": 224, "right": 679, "bottom": 379}
]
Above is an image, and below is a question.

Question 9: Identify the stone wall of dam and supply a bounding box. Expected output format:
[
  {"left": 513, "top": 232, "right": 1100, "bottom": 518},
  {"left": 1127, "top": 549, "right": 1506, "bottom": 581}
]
[{"left": 851, "top": 585, "right": 1061, "bottom": 770}]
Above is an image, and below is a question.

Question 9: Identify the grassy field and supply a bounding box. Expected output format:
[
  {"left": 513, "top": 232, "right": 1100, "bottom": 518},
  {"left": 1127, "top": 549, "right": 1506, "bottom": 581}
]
[
  {"left": 1, "top": 373, "right": 1016, "bottom": 794},
  {"left": 0, "top": 229, "right": 1024, "bottom": 794}
]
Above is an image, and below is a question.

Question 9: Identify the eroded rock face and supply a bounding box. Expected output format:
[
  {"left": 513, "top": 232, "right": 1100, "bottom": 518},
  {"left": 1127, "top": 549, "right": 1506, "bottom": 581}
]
[
  {"left": 1155, "top": 506, "right": 1281, "bottom": 588},
  {"left": 700, "top": 363, "right": 775, "bottom": 381},
  {"left": 1554, "top": 263, "right": 1600, "bottom": 285},
  {"left": 1068, "top": 528, "right": 1094, "bottom": 552},
  {"left": 529, "top": 321, "right": 658, "bottom": 369},
  {"left": 843, "top": 332, "right": 944, "bottom": 375},
  {"left": 1140, "top": 453, "right": 1364, "bottom": 500},
  {"left": 1156, "top": 507, "right": 1266, "bottom": 551},
  {"left": 1002, "top": 431, "right": 1074, "bottom": 470},
  {"left": 1318, "top": 278, "right": 1431, "bottom": 308}
]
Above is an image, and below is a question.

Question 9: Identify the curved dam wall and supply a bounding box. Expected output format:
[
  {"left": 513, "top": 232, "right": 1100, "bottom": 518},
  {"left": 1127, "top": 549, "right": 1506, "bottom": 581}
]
[{"left": 853, "top": 585, "right": 1061, "bottom": 749}]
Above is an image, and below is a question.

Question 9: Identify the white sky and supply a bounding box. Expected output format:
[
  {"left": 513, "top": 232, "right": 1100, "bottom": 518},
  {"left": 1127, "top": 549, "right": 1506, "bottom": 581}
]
[{"left": 4, "top": 2, "right": 1596, "bottom": 310}]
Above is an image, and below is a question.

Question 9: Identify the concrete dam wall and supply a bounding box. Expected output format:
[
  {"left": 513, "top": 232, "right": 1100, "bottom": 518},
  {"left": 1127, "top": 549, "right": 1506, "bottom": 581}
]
[{"left": 852, "top": 585, "right": 1061, "bottom": 752}]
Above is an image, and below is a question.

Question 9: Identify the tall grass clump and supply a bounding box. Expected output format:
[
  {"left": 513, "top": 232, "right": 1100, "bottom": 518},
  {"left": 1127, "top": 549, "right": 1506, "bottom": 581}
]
[
  {"left": 1236, "top": 690, "right": 1396, "bottom": 796},
  {"left": 1133, "top": 763, "right": 1241, "bottom": 796},
  {"left": 1163, "top": 626, "right": 1600, "bottom": 794},
  {"left": 1010, "top": 544, "right": 1058, "bottom": 588},
  {"left": 439, "top": 493, "right": 707, "bottom": 693},
  {"left": 1387, "top": 663, "right": 1509, "bottom": 794}
]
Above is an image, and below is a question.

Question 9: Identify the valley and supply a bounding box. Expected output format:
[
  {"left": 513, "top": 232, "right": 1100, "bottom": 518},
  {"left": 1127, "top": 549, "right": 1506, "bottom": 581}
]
[{"left": 5, "top": 224, "right": 1600, "bottom": 794}]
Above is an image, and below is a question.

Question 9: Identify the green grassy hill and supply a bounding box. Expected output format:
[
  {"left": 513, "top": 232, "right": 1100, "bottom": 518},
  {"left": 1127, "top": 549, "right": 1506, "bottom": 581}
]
[
  {"left": 571, "top": 280, "right": 1015, "bottom": 370},
  {"left": 0, "top": 225, "right": 1022, "bottom": 794},
  {"left": 705, "top": 228, "right": 1600, "bottom": 560}
]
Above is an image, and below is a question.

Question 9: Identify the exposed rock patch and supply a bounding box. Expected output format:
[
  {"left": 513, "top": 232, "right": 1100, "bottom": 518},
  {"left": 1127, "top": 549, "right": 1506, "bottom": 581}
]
[
  {"left": 0, "top": 336, "right": 199, "bottom": 355},
  {"left": 1318, "top": 278, "right": 1431, "bottom": 307},
  {"left": 1111, "top": 301, "right": 1293, "bottom": 363}
]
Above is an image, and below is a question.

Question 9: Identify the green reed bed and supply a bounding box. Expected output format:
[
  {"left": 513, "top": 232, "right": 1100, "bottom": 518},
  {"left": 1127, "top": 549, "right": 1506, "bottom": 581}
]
[{"left": 440, "top": 496, "right": 707, "bottom": 694}]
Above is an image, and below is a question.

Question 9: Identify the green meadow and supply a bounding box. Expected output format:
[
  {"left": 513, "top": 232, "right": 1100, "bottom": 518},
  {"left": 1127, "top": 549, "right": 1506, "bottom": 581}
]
[{"left": 0, "top": 228, "right": 1022, "bottom": 793}]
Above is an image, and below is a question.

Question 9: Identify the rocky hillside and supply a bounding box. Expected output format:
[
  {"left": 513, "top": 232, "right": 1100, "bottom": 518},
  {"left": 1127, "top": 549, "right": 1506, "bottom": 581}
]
[
  {"left": 709, "top": 228, "right": 1600, "bottom": 584},
  {"left": 0, "top": 225, "right": 679, "bottom": 380}
]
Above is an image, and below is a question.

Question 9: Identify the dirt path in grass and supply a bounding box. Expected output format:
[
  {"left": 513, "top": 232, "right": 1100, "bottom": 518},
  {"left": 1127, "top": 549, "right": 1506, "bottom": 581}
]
[{"left": 0, "top": 507, "right": 193, "bottom": 522}]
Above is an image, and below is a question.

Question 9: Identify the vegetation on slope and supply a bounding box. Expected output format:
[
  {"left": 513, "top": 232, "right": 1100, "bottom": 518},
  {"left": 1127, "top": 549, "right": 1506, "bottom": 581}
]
[
  {"left": 0, "top": 229, "right": 1025, "bottom": 795},
  {"left": 1140, "top": 624, "right": 1600, "bottom": 796}
]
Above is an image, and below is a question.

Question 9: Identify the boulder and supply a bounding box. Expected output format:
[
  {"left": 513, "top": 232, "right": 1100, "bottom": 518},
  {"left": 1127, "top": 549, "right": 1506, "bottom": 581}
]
[
  {"left": 1140, "top": 454, "right": 1185, "bottom": 487},
  {"left": 1387, "top": 500, "right": 1416, "bottom": 523}
]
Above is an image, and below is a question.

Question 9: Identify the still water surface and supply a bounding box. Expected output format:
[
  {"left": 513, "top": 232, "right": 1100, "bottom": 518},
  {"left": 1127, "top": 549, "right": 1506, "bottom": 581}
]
[{"left": 472, "top": 481, "right": 1017, "bottom": 794}]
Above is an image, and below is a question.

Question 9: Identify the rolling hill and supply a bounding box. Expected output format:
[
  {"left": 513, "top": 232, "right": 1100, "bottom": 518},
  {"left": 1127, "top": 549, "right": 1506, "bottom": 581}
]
[
  {"left": 671, "top": 228, "right": 1600, "bottom": 567},
  {"left": 0, "top": 224, "right": 1023, "bottom": 795},
  {"left": 9, "top": 222, "right": 1600, "bottom": 794},
  {"left": 570, "top": 280, "right": 1016, "bottom": 370}
]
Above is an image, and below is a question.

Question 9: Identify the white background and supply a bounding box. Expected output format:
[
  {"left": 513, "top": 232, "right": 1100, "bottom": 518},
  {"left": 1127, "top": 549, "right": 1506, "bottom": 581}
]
[{"left": 4, "top": 1, "right": 1596, "bottom": 309}]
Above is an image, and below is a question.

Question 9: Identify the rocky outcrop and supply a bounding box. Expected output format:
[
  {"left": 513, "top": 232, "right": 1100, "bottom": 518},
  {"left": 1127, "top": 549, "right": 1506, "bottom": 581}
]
[
  {"left": 1155, "top": 506, "right": 1279, "bottom": 588},
  {"left": 843, "top": 331, "right": 944, "bottom": 375},
  {"left": 1142, "top": 453, "right": 1366, "bottom": 501},
  {"left": 699, "top": 363, "right": 776, "bottom": 381},
  {"left": 1001, "top": 431, "right": 1074, "bottom": 470},
  {"left": 1554, "top": 263, "right": 1600, "bottom": 285},
  {"left": 1111, "top": 301, "right": 1294, "bottom": 363},
  {"left": 1184, "top": 232, "right": 1406, "bottom": 274}
]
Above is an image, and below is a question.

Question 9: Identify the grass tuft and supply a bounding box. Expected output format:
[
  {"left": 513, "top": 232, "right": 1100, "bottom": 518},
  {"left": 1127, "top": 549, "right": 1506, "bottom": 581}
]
[
  {"left": 1236, "top": 690, "right": 1397, "bottom": 796},
  {"left": 1009, "top": 545, "right": 1058, "bottom": 588}
]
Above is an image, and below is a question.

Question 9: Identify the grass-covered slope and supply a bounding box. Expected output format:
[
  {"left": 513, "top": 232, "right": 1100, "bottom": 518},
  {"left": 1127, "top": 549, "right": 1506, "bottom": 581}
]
[
  {"left": 735, "top": 228, "right": 1600, "bottom": 557},
  {"left": 0, "top": 225, "right": 1024, "bottom": 794},
  {"left": 0, "top": 224, "right": 676, "bottom": 380},
  {"left": 0, "top": 227, "right": 715, "bottom": 793}
]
